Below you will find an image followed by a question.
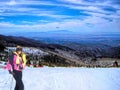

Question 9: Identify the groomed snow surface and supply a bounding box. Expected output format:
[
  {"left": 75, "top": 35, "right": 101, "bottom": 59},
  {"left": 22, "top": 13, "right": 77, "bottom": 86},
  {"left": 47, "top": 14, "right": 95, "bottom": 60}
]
[{"left": 0, "top": 67, "right": 120, "bottom": 90}]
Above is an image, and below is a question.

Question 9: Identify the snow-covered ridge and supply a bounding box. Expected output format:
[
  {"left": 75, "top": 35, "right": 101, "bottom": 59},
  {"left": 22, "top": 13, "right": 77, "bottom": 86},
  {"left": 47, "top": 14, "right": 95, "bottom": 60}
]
[{"left": 6, "top": 47, "right": 48, "bottom": 55}]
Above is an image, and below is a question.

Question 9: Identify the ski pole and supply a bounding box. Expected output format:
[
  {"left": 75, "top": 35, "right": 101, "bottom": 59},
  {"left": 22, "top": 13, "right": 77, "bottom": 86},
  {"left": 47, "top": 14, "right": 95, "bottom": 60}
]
[{"left": 10, "top": 76, "right": 13, "bottom": 90}]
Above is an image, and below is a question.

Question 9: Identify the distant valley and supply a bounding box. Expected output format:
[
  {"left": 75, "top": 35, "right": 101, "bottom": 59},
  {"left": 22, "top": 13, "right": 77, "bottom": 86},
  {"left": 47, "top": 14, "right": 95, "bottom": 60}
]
[
  {"left": 4, "top": 30, "right": 120, "bottom": 46},
  {"left": 0, "top": 32, "right": 120, "bottom": 67}
]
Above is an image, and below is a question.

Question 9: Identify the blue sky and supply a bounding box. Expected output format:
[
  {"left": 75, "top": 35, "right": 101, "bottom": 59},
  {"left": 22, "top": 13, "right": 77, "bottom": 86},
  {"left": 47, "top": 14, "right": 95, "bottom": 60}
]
[{"left": 0, "top": 0, "right": 120, "bottom": 34}]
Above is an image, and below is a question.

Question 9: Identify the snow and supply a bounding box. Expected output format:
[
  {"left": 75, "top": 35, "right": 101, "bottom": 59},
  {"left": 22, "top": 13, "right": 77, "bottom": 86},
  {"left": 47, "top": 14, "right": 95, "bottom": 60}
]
[
  {"left": 0, "top": 67, "right": 120, "bottom": 90},
  {"left": 0, "top": 61, "right": 6, "bottom": 68},
  {"left": 6, "top": 47, "right": 48, "bottom": 55}
]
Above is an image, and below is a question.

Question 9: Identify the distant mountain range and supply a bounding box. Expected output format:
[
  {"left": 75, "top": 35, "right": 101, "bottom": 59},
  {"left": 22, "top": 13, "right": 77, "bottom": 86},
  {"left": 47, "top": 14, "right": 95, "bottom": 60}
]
[
  {"left": 0, "top": 34, "right": 120, "bottom": 64},
  {"left": 3, "top": 30, "right": 73, "bottom": 37},
  {"left": 3, "top": 30, "right": 120, "bottom": 47}
]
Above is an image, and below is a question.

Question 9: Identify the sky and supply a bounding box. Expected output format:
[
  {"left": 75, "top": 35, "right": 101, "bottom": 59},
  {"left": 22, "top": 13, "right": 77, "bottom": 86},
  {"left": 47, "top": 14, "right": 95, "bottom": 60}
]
[{"left": 0, "top": 0, "right": 120, "bottom": 34}]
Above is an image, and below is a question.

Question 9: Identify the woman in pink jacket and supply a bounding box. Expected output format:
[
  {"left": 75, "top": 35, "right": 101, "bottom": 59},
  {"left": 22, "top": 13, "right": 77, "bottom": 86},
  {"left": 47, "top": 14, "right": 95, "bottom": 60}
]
[{"left": 7, "top": 46, "right": 26, "bottom": 90}]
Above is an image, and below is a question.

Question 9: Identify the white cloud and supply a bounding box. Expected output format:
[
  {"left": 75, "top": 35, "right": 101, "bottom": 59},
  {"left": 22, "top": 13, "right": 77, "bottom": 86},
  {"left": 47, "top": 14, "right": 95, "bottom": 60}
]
[
  {"left": 0, "top": 15, "right": 119, "bottom": 33},
  {"left": 0, "top": 0, "right": 60, "bottom": 15},
  {"left": 60, "top": 0, "right": 113, "bottom": 7},
  {"left": 1, "top": 0, "right": 58, "bottom": 6},
  {"left": 0, "top": 0, "right": 119, "bottom": 19},
  {"left": 6, "top": 0, "right": 17, "bottom": 6},
  {"left": 36, "top": 13, "right": 72, "bottom": 19},
  {"left": 0, "top": 0, "right": 120, "bottom": 33},
  {"left": 59, "top": 0, "right": 120, "bottom": 16},
  {"left": 84, "top": 11, "right": 120, "bottom": 20}
]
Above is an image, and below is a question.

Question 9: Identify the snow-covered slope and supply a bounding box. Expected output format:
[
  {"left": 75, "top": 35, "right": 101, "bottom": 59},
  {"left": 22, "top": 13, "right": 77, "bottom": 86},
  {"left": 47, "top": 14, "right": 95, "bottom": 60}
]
[
  {"left": 0, "top": 67, "right": 120, "bottom": 90},
  {"left": 6, "top": 47, "right": 48, "bottom": 55}
]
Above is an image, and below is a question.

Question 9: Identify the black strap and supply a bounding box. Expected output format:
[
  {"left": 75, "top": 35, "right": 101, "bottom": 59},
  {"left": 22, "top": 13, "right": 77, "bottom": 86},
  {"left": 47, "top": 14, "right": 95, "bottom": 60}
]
[{"left": 8, "top": 52, "right": 14, "bottom": 70}]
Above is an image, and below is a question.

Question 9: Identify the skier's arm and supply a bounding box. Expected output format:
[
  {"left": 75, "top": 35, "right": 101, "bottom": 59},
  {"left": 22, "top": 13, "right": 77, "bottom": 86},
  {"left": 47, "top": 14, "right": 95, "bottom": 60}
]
[
  {"left": 7, "top": 60, "right": 14, "bottom": 75},
  {"left": 7, "top": 54, "right": 15, "bottom": 72},
  {"left": 7, "top": 61, "right": 12, "bottom": 71}
]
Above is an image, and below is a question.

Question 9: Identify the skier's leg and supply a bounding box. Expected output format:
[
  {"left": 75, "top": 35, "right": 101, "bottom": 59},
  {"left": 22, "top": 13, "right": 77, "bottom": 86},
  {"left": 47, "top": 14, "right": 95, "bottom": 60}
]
[
  {"left": 13, "top": 71, "right": 19, "bottom": 90},
  {"left": 14, "top": 83, "right": 19, "bottom": 90},
  {"left": 18, "top": 71, "right": 24, "bottom": 90},
  {"left": 13, "top": 70, "right": 24, "bottom": 90}
]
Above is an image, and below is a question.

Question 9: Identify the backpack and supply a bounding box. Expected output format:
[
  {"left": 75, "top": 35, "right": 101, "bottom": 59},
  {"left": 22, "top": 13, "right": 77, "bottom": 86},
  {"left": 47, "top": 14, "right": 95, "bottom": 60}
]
[{"left": 8, "top": 52, "right": 14, "bottom": 69}]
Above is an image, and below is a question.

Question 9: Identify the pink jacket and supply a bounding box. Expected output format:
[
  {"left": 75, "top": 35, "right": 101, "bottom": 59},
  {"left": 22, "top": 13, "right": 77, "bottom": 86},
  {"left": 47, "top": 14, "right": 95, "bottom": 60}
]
[{"left": 7, "top": 54, "right": 23, "bottom": 71}]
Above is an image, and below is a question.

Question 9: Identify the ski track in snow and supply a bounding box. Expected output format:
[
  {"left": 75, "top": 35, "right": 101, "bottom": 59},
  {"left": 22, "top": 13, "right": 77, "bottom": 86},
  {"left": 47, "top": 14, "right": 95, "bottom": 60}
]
[{"left": 0, "top": 67, "right": 120, "bottom": 90}]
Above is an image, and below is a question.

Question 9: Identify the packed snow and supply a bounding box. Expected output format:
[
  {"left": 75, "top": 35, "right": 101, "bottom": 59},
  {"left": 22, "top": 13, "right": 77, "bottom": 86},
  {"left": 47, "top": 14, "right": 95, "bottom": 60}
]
[{"left": 0, "top": 67, "right": 120, "bottom": 90}]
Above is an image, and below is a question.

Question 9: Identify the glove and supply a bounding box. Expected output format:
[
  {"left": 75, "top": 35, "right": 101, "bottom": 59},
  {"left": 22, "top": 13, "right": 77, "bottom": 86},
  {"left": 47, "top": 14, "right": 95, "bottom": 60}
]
[
  {"left": 17, "top": 64, "right": 23, "bottom": 70},
  {"left": 18, "top": 65, "right": 23, "bottom": 70},
  {"left": 9, "top": 70, "right": 14, "bottom": 75}
]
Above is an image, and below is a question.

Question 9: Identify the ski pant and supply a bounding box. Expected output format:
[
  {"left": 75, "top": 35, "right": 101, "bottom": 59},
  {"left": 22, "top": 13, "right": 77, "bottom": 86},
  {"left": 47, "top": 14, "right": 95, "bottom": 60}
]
[{"left": 13, "top": 70, "right": 24, "bottom": 90}]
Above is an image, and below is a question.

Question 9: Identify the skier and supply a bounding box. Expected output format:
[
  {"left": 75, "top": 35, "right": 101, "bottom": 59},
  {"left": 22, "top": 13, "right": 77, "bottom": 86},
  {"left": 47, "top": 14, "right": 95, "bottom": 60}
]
[
  {"left": 113, "top": 61, "right": 119, "bottom": 67},
  {"left": 7, "top": 46, "right": 26, "bottom": 90}
]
